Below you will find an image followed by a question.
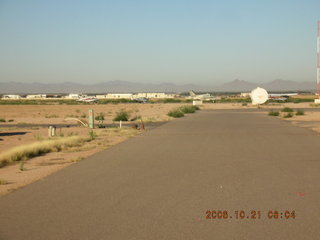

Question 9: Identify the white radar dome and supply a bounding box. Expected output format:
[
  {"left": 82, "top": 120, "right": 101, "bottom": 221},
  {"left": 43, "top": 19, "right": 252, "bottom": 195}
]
[{"left": 250, "top": 87, "right": 268, "bottom": 105}]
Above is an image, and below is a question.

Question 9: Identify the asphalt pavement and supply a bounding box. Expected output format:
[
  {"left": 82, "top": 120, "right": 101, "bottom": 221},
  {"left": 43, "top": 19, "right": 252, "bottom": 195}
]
[{"left": 1, "top": 109, "right": 320, "bottom": 240}]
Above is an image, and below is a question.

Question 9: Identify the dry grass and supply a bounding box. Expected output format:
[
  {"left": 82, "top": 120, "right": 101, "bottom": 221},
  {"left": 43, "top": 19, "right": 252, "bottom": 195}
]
[
  {"left": 0, "top": 136, "right": 89, "bottom": 168},
  {"left": 0, "top": 179, "right": 8, "bottom": 185}
]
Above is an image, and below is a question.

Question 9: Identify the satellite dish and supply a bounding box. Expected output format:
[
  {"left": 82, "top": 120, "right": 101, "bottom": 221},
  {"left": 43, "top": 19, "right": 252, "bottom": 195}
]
[{"left": 250, "top": 87, "right": 268, "bottom": 105}]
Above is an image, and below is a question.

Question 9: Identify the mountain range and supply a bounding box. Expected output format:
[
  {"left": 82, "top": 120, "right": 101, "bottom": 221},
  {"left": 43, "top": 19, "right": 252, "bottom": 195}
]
[{"left": 0, "top": 79, "right": 316, "bottom": 94}]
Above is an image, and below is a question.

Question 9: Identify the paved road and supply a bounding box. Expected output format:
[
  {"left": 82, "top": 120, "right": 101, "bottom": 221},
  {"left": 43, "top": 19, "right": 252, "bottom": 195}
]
[{"left": 1, "top": 110, "right": 320, "bottom": 240}]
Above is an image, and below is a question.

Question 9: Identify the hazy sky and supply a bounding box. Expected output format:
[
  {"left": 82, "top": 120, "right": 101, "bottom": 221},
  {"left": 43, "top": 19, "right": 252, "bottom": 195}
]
[{"left": 0, "top": 0, "right": 319, "bottom": 85}]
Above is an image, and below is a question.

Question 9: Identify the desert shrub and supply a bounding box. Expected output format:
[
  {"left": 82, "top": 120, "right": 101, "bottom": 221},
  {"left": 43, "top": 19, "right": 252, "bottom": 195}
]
[
  {"left": 179, "top": 106, "right": 199, "bottom": 114},
  {"left": 45, "top": 114, "right": 59, "bottom": 118},
  {"left": 296, "top": 110, "right": 304, "bottom": 116},
  {"left": 242, "top": 103, "right": 248, "bottom": 106},
  {"left": 113, "top": 110, "right": 130, "bottom": 121},
  {"left": 95, "top": 112, "right": 105, "bottom": 123},
  {"left": 180, "top": 106, "right": 196, "bottom": 114},
  {"left": 167, "top": 109, "right": 184, "bottom": 118},
  {"left": 268, "top": 110, "right": 279, "bottom": 116},
  {"left": 97, "top": 124, "right": 106, "bottom": 128},
  {"left": 81, "top": 113, "right": 87, "bottom": 118},
  {"left": 66, "top": 114, "right": 79, "bottom": 118},
  {"left": 88, "top": 130, "right": 97, "bottom": 140},
  {"left": 281, "top": 107, "right": 293, "bottom": 112},
  {"left": 0, "top": 118, "right": 6, "bottom": 122},
  {"left": 20, "top": 160, "right": 26, "bottom": 171},
  {"left": 283, "top": 113, "right": 293, "bottom": 118},
  {"left": 8, "top": 119, "right": 14, "bottom": 122}
]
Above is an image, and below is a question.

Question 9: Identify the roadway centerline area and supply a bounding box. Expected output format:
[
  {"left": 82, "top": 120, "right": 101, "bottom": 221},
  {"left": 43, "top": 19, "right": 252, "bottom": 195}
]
[{"left": 1, "top": 109, "right": 320, "bottom": 240}]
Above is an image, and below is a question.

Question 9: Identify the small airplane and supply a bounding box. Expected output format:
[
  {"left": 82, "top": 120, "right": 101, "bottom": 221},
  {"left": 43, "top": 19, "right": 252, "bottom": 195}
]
[
  {"left": 188, "top": 91, "right": 215, "bottom": 101},
  {"left": 268, "top": 93, "right": 298, "bottom": 101},
  {"left": 133, "top": 97, "right": 148, "bottom": 103},
  {"left": 77, "top": 96, "right": 98, "bottom": 103}
]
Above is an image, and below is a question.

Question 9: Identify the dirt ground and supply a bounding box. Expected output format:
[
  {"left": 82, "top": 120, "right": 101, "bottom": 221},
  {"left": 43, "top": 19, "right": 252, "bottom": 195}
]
[
  {"left": 0, "top": 127, "right": 139, "bottom": 195},
  {"left": 0, "top": 103, "right": 189, "bottom": 125}
]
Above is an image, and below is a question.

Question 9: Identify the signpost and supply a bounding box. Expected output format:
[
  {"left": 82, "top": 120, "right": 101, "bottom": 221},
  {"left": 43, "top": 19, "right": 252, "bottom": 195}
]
[{"left": 89, "top": 109, "right": 94, "bottom": 129}]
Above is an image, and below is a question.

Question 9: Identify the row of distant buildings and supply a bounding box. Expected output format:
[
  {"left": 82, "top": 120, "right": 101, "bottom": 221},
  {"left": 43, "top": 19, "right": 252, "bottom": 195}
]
[{"left": 1, "top": 92, "right": 176, "bottom": 100}]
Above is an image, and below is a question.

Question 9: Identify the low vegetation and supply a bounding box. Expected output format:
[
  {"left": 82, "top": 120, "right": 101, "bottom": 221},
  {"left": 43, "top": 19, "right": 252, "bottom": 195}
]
[
  {"left": 167, "top": 109, "right": 184, "bottom": 118},
  {"left": 20, "top": 160, "right": 26, "bottom": 171},
  {"left": 281, "top": 107, "right": 294, "bottom": 112},
  {"left": 45, "top": 114, "right": 59, "bottom": 118},
  {"left": 268, "top": 110, "right": 279, "bottom": 116},
  {"left": 296, "top": 109, "right": 304, "bottom": 116},
  {"left": 283, "top": 112, "right": 293, "bottom": 118},
  {"left": 95, "top": 112, "right": 105, "bottom": 124},
  {"left": 0, "top": 118, "right": 6, "bottom": 122},
  {"left": 88, "top": 130, "right": 97, "bottom": 140},
  {"left": 167, "top": 105, "right": 200, "bottom": 118},
  {"left": 113, "top": 110, "right": 130, "bottom": 121},
  {"left": 0, "top": 179, "right": 8, "bottom": 185},
  {"left": 0, "top": 136, "right": 90, "bottom": 168},
  {"left": 179, "top": 105, "right": 199, "bottom": 114}
]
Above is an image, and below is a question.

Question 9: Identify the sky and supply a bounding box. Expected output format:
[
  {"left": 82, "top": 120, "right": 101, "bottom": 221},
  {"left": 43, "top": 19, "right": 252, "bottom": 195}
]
[{"left": 0, "top": 0, "right": 319, "bottom": 85}]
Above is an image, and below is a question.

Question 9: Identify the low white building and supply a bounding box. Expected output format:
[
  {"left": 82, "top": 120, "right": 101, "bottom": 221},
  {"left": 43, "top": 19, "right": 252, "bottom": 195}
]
[
  {"left": 95, "top": 93, "right": 176, "bottom": 100},
  {"left": 26, "top": 94, "right": 47, "bottom": 99},
  {"left": 95, "top": 95, "right": 107, "bottom": 99},
  {"left": 105, "top": 93, "right": 133, "bottom": 99},
  {"left": 2, "top": 95, "right": 21, "bottom": 99},
  {"left": 67, "top": 93, "right": 80, "bottom": 99},
  {"left": 240, "top": 93, "right": 250, "bottom": 98}
]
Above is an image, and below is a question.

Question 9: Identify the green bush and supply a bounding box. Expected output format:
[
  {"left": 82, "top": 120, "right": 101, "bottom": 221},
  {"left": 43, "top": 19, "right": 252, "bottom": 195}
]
[
  {"left": 281, "top": 107, "right": 294, "bottom": 112},
  {"left": 268, "top": 110, "right": 279, "bottom": 116},
  {"left": 0, "top": 118, "right": 6, "bottom": 122},
  {"left": 167, "top": 109, "right": 184, "bottom": 118},
  {"left": 180, "top": 106, "right": 196, "bottom": 114},
  {"left": 296, "top": 110, "right": 304, "bottom": 116},
  {"left": 95, "top": 112, "right": 105, "bottom": 123},
  {"left": 113, "top": 110, "right": 130, "bottom": 121},
  {"left": 283, "top": 113, "right": 293, "bottom": 118}
]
